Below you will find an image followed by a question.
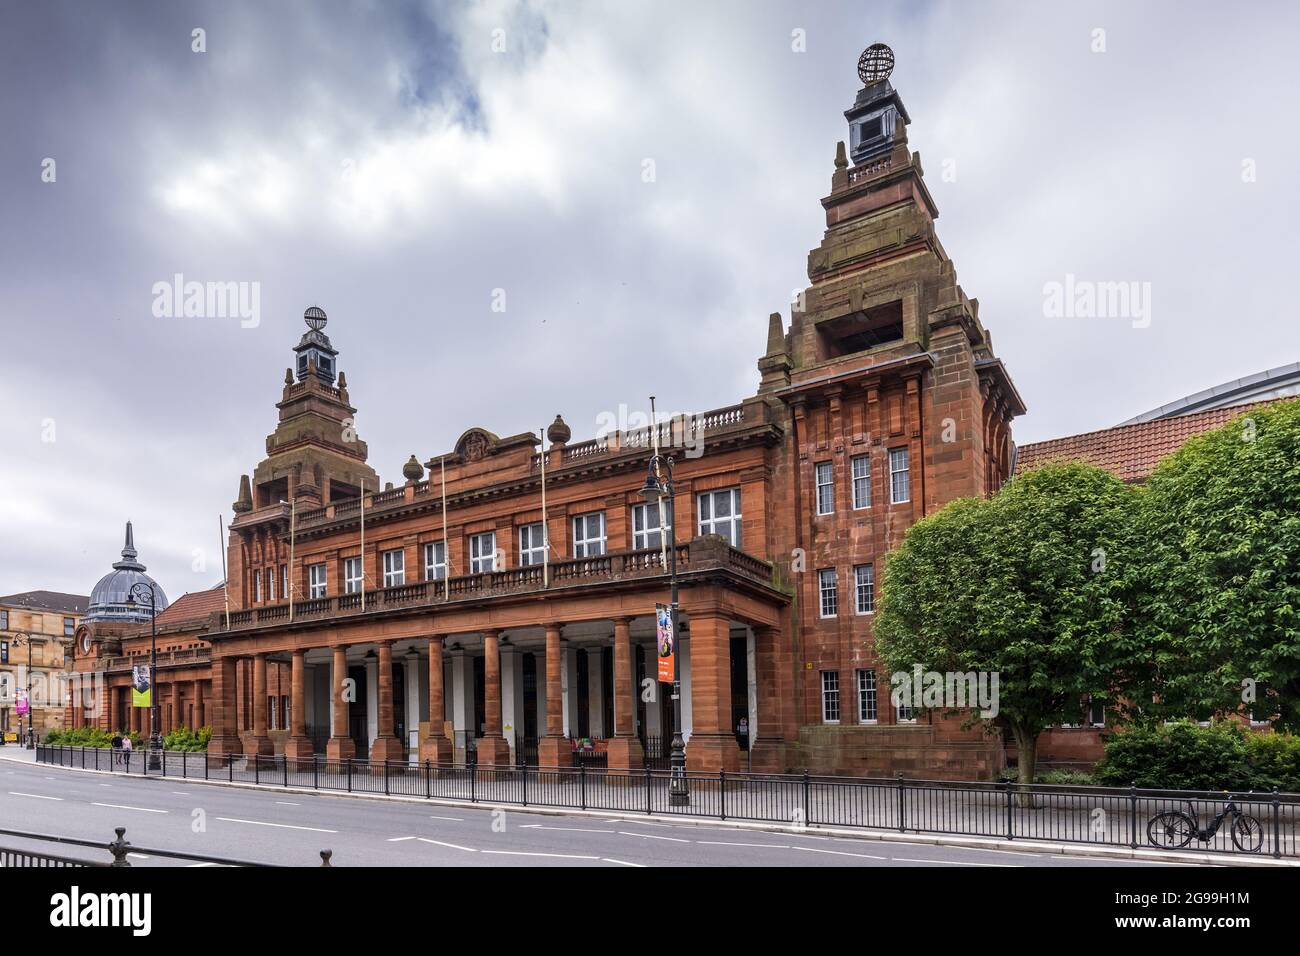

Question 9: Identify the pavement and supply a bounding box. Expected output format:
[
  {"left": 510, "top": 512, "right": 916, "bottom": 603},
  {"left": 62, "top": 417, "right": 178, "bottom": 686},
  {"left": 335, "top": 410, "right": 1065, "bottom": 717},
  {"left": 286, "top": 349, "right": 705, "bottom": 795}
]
[{"left": 0, "top": 751, "right": 1220, "bottom": 867}]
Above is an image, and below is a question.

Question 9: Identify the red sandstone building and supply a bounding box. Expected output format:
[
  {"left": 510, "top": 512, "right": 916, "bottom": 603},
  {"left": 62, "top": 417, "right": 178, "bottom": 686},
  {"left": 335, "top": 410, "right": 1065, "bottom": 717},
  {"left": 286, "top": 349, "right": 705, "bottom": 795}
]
[{"left": 69, "top": 56, "right": 1025, "bottom": 777}]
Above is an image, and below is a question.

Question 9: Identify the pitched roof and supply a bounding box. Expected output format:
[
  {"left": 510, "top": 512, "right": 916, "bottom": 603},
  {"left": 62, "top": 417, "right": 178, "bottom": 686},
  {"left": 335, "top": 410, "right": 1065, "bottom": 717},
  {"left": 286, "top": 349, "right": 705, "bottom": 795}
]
[
  {"left": 153, "top": 586, "right": 227, "bottom": 628},
  {"left": 0, "top": 590, "right": 90, "bottom": 615},
  {"left": 1017, "top": 400, "right": 1278, "bottom": 483}
]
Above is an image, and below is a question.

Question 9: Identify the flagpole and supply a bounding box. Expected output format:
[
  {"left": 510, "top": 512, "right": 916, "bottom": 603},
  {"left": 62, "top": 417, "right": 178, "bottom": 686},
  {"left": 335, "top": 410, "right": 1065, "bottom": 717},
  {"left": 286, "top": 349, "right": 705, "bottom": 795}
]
[
  {"left": 440, "top": 457, "right": 450, "bottom": 600},
  {"left": 360, "top": 478, "right": 367, "bottom": 613},
  {"left": 288, "top": 497, "right": 296, "bottom": 622},
  {"left": 540, "top": 428, "right": 549, "bottom": 588},
  {"left": 650, "top": 396, "right": 668, "bottom": 567},
  {"left": 218, "top": 516, "right": 230, "bottom": 630}
]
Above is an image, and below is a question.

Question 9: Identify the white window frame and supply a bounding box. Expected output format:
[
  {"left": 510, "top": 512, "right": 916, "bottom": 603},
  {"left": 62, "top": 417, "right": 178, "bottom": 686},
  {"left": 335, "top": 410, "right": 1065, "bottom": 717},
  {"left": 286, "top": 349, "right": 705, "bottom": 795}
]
[
  {"left": 266, "top": 567, "right": 275, "bottom": 602},
  {"left": 423, "top": 541, "right": 447, "bottom": 581},
  {"left": 308, "top": 563, "right": 327, "bottom": 599},
  {"left": 344, "top": 556, "right": 363, "bottom": 594},
  {"left": 818, "top": 568, "right": 838, "bottom": 618},
  {"left": 470, "top": 532, "right": 497, "bottom": 574},
  {"left": 572, "top": 512, "right": 606, "bottom": 558},
  {"left": 815, "top": 461, "right": 835, "bottom": 515},
  {"left": 857, "top": 668, "right": 878, "bottom": 723},
  {"left": 280, "top": 564, "right": 288, "bottom": 599},
  {"left": 519, "top": 523, "right": 546, "bottom": 567},
  {"left": 382, "top": 549, "right": 405, "bottom": 587},
  {"left": 895, "top": 694, "right": 918, "bottom": 723},
  {"left": 253, "top": 571, "right": 262, "bottom": 603},
  {"left": 821, "top": 671, "right": 840, "bottom": 724},
  {"left": 889, "top": 447, "right": 911, "bottom": 504},
  {"left": 697, "top": 487, "right": 742, "bottom": 547},
  {"left": 851, "top": 454, "right": 872, "bottom": 510},
  {"left": 854, "top": 563, "right": 874, "bottom": 615},
  {"left": 631, "top": 501, "right": 670, "bottom": 550}
]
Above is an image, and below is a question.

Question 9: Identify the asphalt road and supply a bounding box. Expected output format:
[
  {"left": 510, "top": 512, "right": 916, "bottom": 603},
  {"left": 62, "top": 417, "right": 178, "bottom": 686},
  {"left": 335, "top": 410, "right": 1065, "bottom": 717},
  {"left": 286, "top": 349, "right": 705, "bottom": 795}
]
[{"left": 0, "top": 758, "right": 1181, "bottom": 868}]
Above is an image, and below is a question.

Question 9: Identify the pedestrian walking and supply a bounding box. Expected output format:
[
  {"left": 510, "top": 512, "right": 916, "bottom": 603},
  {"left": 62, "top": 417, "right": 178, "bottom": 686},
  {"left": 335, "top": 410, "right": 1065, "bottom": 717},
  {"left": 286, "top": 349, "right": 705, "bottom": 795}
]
[
  {"left": 111, "top": 733, "right": 123, "bottom": 767},
  {"left": 121, "top": 734, "right": 132, "bottom": 770}
]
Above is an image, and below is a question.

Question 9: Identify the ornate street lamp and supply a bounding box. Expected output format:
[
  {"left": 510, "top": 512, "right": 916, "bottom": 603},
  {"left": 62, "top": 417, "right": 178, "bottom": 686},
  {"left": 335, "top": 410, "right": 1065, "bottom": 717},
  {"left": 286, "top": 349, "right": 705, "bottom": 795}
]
[
  {"left": 640, "top": 451, "right": 689, "bottom": 805},
  {"left": 125, "top": 581, "right": 162, "bottom": 770}
]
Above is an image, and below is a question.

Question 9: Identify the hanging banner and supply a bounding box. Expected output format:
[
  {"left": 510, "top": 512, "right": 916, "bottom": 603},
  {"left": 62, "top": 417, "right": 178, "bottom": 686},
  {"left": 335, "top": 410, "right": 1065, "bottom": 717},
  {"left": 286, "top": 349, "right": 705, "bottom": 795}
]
[
  {"left": 656, "top": 603, "right": 675, "bottom": 683},
  {"left": 15, "top": 689, "right": 29, "bottom": 716},
  {"left": 131, "top": 664, "right": 152, "bottom": 707}
]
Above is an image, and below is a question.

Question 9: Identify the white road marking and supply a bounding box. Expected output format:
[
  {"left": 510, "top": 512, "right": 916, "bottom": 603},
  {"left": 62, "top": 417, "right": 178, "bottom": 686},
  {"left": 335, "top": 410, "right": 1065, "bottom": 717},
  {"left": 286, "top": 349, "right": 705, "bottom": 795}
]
[
  {"left": 428, "top": 814, "right": 463, "bottom": 821},
  {"left": 171, "top": 791, "right": 189, "bottom": 795},
  {"left": 602, "top": 858, "right": 647, "bottom": 867},
  {"left": 92, "top": 802, "right": 167, "bottom": 814},
  {"left": 99, "top": 783, "right": 113, "bottom": 787},
  {"left": 127, "top": 853, "right": 151, "bottom": 860},
  {"left": 215, "top": 817, "right": 336, "bottom": 833},
  {"left": 789, "top": 846, "right": 887, "bottom": 860},
  {"left": 697, "top": 840, "right": 790, "bottom": 849},
  {"left": 387, "top": 836, "right": 417, "bottom": 842},
  {"left": 275, "top": 801, "right": 300, "bottom": 806},
  {"left": 891, "top": 856, "right": 1017, "bottom": 867},
  {"left": 417, "top": 838, "right": 477, "bottom": 852},
  {"left": 481, "top": 850, "right": 600, "bottom": 860},
  {"left": 957, "top": 847, "right": 1040, "bottom": 858},
  {"left": 188, "top": 862, "right": 219, "bottom": 867},
  {"left": 618, "top": 831, "right": 690, "bottom": 843},
  {"left": 519, "top": 825, "right": 617, "bottom": 833},
  {"left": 7, "top": 791, "right": 62, "bottom": 801}
]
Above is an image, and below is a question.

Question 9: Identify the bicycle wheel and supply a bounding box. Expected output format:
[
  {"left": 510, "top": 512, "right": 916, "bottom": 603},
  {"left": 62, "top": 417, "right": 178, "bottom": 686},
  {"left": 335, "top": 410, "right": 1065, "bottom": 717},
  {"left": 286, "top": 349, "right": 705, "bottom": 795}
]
[
  {"left": 1147, "top": 811, "right": 1195, "bottom": 848},
  {"left": 1231, "top": 813, "right": 1264, "bottom": 853}
]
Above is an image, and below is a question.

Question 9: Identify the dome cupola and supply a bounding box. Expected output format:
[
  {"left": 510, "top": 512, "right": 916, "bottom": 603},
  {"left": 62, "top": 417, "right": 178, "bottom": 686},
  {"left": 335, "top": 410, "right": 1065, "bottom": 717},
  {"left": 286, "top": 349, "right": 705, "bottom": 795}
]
[{"left": 85, "top": 521, "right": 169, "bottom": 623}]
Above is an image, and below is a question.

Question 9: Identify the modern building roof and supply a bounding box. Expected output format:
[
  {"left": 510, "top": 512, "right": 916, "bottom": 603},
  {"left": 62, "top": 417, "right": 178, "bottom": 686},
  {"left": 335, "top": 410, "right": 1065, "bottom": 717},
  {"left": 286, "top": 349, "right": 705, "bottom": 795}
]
[
  {"left": 0, "top": 590, "right": 90, "bottom": 615},
  {"left": 1017, "top": 399, "right": 1279, "bottom": 483},
  {"left": 1120, "top": 362, "right": 1300, "bottom": 424}
]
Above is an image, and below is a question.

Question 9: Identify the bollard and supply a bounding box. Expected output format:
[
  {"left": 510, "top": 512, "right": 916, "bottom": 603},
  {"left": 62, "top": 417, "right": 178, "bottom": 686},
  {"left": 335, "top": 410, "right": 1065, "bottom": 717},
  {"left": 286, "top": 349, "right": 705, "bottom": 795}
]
[
  {"left": 109, "top": 827, "right": 132, "bottom": 867},
  {"left": 319, "top": 849, "right": 333, "bottom": 867}
]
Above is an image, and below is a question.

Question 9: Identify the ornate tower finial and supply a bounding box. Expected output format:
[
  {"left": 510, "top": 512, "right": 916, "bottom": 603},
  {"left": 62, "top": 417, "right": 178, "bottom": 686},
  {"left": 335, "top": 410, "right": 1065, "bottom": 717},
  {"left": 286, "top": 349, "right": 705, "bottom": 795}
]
[
  {"left": 857, "top": 43, "right": 895, "bottom": 85},
  {"left": 111, "top": 520, "right": 146, "bottom": 571},
  {"left": 845, "top": 43, "right": 910, "bottom": 167}
]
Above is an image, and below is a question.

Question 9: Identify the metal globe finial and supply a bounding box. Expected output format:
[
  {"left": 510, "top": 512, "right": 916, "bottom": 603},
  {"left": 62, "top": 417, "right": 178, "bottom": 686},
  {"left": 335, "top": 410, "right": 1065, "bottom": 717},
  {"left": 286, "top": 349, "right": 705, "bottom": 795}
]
[
  {"left": 857, "top": 43, "right": 895, "bottom": 85},
  {"left": 304, "top": 305, "right": 328, "bottom": 331}
]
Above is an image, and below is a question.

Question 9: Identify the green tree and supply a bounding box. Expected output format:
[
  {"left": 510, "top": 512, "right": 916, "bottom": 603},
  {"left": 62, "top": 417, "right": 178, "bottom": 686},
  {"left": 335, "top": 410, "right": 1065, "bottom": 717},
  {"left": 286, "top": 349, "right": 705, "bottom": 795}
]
[
  {"left": 875, "top": 461, "right": 1141, "bottom": 787},
  {"left": 1130, "top": 399, "right": 1300, "bottom": 730}
]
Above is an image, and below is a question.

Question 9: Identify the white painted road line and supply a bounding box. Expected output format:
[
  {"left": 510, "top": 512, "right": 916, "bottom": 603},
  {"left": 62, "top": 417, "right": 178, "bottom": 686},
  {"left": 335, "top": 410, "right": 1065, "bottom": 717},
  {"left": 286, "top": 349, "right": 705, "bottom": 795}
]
[
  {"left": 481, "top": 850, "right": 600, "bottom": 860},
  {"left": 417, "top": 838, "right": 477, "bottom": 852},
  {"left": 387, "top": 836, "right": 417, "bottom": 842},
  {"left": 7, "top": 791, "right": 63, "bottom": 801},
  {"left": 697, "top": 841, "right": 790, "bottom": 849},
  {"left": 275, "top": 801, "right": 300, "bottom": 806},
  {"left": 519, "top": 825, "right": 617, "bottom": 833},
  {"left": 215, "top": 817, "right": 337, "bottom": 833},
  {"left": 170, "top": 791, "right": 189, "bottom": 795},
  {"left": 618, "top": 831, "right": 690, "bottom": 843},
  {"left": 602, "top": 858, "right": 647, "bottom": 867},
  {"left": 789, "top": 845, "right": 887, "bottom": 860},
  {"left": 428, "top": 814, "right": 463, "bottom": 822},
  {"left": 92, "top": 802, "right": 168, "bottom": 814},
  {"left": 891, "top": 857, "right": 1017, "bottom": 867}
]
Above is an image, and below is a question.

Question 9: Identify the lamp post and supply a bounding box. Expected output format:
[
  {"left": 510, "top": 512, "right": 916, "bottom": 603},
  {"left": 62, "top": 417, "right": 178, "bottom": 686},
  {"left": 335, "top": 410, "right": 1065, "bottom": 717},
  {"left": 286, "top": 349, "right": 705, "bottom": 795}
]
[
  {"left": 126, "top": 582, "right": 162, "bottom": 770},
  {"left": 640, "top": 452, "right": 689, "bottom": 805},
  {"left": 13, "top": 635, "right": 33, "bottom": 748}
]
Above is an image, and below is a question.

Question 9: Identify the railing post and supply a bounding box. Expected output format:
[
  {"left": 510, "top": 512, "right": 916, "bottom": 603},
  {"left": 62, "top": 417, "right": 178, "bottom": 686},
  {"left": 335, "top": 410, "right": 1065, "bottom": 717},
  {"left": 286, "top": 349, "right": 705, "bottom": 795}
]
[
  {"left": 313, "top": 754, "right": 319, "bottom": 790},
  {"left": 1128, "top": 783, "right": 1138, "bottom": 848},
  {"left": 162, "top": 748, "right": 166, "bottom": 777},
  {"left": 425, "top": 760, "right": 431, "bottom": 800},
  {"left": 284, "top": 754, "right": 289, "bottom": 788},
  {"left": 109, "top": 827, "right": 132, "bottom": 867},
  {"left": 1003, "top": 778, "right": 1014, "bottom": 840},
  {"left": 522, "top": 761, "right": 528, "bottom": 806},
  {"left": 346, "top": 757, "right": 353, "bottom": 793},
  {"left": 802, "top": 771, "right": 811, "bottom": 827},
  {"left": 580, "top": 762, "right": 587, "bottom": 810},
  {"left": 897, "top": 772, "right": 906, "bottom": 832},
  {"left": 384, "top": 759, "right": 390, "bottom": 796},
  {"left": 228, "top": 755, "right": 233, "bottom": 782},
  {"left": 720, "top": 769, "right": 727, "bottom": 820},
  {"left": 204, "top": 751, "right": 209, "bottom": 780},
  {"left": 470, "top": 760, "right": 476, "bottom": 803},
  {"left": 254, "top": 753, "right": 260, "bottom": 785},
  {"left": 646, "top": 765, "right": 653, "bottom": 815},
  {"left": 1272, "top": 788, "right": 1282, "bottom": 859}
]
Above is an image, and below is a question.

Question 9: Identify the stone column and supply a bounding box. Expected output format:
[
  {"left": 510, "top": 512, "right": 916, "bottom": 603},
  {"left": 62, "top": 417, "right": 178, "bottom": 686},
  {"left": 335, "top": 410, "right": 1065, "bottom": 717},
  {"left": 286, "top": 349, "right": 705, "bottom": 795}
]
[
  {"left": 325, "top": 646, "right": 356, "bottom": 761},
  {"left": 607, "top": 617, "right": 643, "bottom": 771},
  {"left": 537, "top": 623, "right": 572, "bottom": 767},
  {"left": 208, "top": 656, "right": 243, "bottom": 762},
  {"left": 476, "top": 630, "right": 510, "bottom": 766},
  {"left": 420, "top": 636, "right": 453, "bottom": 763},
  {"left": 749, "top": 625, "right": 784, "bottom": 772},
  {"left": 171, "top": 681, "right": 182, "bottom": 732},
  {"left": 684, "top": 609, "right": 741, "bottom": 772},
  {"left": 285, "top": 649, "right": 313, "bottom": 760},
  {"left": 248, "top": 654, "right": 273, "bottom": 756},
  {"left": 192, "top": 679, "right": 204, "bottom": 728},
  {"left": 370, "top": 640, "right": 404, "bottom": 762}
]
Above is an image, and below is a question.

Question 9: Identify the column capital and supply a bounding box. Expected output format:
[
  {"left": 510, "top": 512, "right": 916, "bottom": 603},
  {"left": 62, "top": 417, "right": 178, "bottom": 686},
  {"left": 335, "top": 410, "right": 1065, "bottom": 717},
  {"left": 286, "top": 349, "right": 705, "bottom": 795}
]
[{"left": 611, "top": 615, "right": 634, "bottom": 627}]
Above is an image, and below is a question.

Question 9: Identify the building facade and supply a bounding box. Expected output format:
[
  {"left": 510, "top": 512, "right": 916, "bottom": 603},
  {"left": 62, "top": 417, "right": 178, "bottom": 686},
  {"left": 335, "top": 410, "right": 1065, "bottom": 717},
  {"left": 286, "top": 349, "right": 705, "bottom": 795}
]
[
  {"left": 70, "top": 51, "right": 1023, "bottom": 778},
  {"left": 1, "top": 590, "right": 87, "bottom": 741}
]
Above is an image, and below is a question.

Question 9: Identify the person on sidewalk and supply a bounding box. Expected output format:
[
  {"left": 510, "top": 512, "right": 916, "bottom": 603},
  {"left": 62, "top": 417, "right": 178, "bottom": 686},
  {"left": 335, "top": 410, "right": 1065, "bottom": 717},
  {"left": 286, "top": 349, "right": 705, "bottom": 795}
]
[
  {"left": 121, "top": 734, "right": 132, "bottom": 771},
  {"left": 111, "top": 733, "right": 123, "bottom": 767}
]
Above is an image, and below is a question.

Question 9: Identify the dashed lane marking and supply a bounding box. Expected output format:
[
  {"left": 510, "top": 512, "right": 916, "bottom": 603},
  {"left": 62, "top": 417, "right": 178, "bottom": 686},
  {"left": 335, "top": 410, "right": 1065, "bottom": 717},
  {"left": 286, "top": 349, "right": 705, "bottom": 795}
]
[
  {"left": 697, "top": 840, "right": 791, "bottom": 849},
  {"left": 789, "top": 845, "right": 887, "bottom": 860},
  {"left": 481, "top": 850, "right": 601, "bottom": 860},
  {"left": 215, "top": 817, "right": 336, "bottom": 833},
  {"left": 519, "top": 825, "right": 617, "bottom": 833},
  {"left": 618, "top": 831, "right": 690, "bottom": 843},
  {"left": 92, "top": 802, "right": 167, "bottom": 814},
  {"left": 7, "top": 791, "right": 62, "bottom": 801},
  {"left": 602, "top": 858, "right": 647, "bottom": 867},
  {"left": 890, "top": 857, "right": 1017, "bottom": 867},
  {"left": 387, "top": 836, "right": 417, "bottom": 842},
  {"left": 428, "top": 814, "right": 464, "bottom": 821}
]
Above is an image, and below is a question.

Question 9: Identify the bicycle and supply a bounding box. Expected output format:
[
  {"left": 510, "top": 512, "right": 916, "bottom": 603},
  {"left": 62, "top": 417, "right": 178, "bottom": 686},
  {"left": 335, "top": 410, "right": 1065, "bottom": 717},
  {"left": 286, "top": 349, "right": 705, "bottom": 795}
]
[{"left": 1147, "top": 797, "right": 1264, "bottom": 852}]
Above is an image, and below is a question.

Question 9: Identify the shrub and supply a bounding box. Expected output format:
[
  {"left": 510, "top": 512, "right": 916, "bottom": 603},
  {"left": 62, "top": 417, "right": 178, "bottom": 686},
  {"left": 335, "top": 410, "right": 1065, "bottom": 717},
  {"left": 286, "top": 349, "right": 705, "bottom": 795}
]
[
  {"left": 1095, "top": 720, "right": 1254, "bottom": 791},
  {"left": 1245, "top": 733, "right": 1300, "bottom": 793},
  {"left": 162, "top": 726, "right": 212, "bottom": 752}
]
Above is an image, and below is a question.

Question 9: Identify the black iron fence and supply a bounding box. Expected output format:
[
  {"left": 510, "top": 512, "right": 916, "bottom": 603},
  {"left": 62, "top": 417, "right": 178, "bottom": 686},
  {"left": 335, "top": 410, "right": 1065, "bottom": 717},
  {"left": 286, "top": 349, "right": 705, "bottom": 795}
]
[
  {"left": 0, "top": 823, "right": 333, "bottom": 867},
  {"left": 35, "top": 744, "right": 1299, "bottom": 859}
]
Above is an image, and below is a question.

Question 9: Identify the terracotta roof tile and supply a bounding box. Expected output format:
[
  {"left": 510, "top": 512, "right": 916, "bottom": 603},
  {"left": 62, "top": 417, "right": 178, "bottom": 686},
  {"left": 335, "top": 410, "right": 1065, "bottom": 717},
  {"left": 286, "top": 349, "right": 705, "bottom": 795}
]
[
  {"left": 154, "top": 586, "right": 227, "bottom": 627},
  {"left": 1017, "top": 400, "right": 1281, "bottom": 483}
]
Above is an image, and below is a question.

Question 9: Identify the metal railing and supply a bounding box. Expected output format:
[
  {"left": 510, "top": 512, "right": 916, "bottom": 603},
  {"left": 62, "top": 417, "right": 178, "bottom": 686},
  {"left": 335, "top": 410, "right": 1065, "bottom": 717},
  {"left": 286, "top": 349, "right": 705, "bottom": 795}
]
[
  {"left": 0, "top": 823, "right": 332, "bottom": 867},
  {"left": 36, "top": 744, "right": 1298, "bottom": 859}
]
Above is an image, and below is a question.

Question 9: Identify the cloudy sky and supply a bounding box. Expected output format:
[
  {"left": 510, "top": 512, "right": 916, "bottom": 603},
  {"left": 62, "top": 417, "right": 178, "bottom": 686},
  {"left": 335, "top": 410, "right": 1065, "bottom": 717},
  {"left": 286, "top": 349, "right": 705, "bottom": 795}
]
[{"left": 1, "top": 0, "right": 1296, "bottom": 602}]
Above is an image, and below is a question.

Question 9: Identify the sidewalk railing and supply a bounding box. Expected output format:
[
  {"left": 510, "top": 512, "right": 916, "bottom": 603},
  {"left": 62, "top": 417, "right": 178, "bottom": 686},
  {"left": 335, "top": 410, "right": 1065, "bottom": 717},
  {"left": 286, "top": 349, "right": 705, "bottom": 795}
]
[
  {"left": 0, "top": 823, "right": 332, "bottom": 867},
  {"left": 35, "top": 744, "right": 1300, "bottom": 859}
]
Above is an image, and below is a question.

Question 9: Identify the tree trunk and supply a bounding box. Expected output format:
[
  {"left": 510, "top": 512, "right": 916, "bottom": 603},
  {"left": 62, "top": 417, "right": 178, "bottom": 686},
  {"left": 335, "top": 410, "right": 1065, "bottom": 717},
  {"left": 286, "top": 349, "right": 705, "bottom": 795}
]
[{"left": 1011, "top": 722, "right": 1038, "bottom": 808}]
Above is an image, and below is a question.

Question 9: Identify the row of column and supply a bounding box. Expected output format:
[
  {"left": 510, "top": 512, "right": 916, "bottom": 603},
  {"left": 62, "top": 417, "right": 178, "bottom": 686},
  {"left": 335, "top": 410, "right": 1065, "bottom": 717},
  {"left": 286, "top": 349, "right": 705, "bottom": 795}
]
[{"left": 94, "top": 680, "right": 208, "bottom": 735}]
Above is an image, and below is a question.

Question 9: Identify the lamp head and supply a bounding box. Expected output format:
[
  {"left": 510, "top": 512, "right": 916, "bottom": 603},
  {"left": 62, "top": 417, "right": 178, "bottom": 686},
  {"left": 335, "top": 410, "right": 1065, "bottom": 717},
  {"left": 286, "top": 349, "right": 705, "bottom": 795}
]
[{"left": 640, "top": 467, "right": 663, "bottom": 501}]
